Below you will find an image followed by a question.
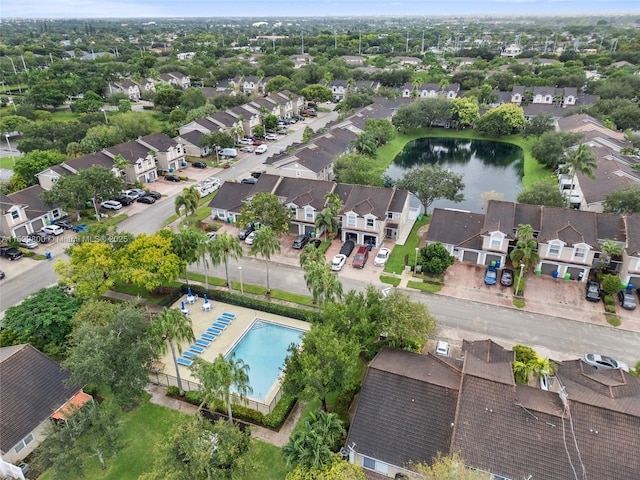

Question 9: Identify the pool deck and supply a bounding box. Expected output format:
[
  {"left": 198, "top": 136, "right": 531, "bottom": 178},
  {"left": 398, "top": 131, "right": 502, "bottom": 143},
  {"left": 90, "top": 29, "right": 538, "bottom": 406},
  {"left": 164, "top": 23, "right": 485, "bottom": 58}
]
[{"left": 156, "top": 294, "right": 311, "bottom": 403}]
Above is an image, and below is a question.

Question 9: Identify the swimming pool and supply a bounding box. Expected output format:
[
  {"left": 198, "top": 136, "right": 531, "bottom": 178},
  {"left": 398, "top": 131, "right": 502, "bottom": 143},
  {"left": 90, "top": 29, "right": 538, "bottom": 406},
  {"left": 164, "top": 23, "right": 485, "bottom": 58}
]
[{"left": 226, "top": 320, "right": 305, "bottom": 402}]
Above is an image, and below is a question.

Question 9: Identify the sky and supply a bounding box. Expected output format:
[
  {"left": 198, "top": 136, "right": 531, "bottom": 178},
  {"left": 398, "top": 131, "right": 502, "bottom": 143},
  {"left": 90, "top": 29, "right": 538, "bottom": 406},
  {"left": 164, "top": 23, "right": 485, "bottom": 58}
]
[{"left": 1, "top": 0, "right": 638, "bottom": 19}]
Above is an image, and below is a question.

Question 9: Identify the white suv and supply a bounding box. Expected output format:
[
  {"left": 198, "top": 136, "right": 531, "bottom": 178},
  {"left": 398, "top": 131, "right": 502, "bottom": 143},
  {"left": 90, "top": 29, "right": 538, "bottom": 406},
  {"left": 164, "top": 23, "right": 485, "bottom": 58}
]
[{"left": 435, "top": 341, "right": 450, "bottom": 357}]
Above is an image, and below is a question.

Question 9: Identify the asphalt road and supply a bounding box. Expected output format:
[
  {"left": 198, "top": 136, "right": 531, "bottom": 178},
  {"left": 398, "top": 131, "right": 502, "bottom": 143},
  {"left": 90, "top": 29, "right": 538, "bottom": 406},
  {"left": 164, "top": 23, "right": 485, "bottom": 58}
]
[{"left": 192, "top": 257, "right": 640, "bottom": 366}]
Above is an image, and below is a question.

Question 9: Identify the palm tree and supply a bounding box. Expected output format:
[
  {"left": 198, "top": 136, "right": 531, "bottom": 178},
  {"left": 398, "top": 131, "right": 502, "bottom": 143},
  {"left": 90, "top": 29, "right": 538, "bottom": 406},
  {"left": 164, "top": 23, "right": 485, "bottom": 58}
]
[
  {"left": 303, "top": 259, "right": 343, "bottom": 311},
  {"left": 314, "top": 210, "right": 339, "bottom": 241},
  {"left": 599, "top": 238, "right": 624, "bottom": 272},
  {"left": 208, "top": 232, "right": 243, "bottom": 292},
  {"left": 172, "top": 227, "right": 206, "bottom": 285},
  {"left": 566, "top": 143, "right": 597, "bottom": 193},
  {"left": 150, "top": 308, "right": 195, "bottom": 395},
  {"left": 190, "top": 353, "right": 252, "bottom": 424},
  {"left": 352, "top": 132, "right": 377, "bottom": 157},
  {"left": 248, "top": 226, "right": 280, "bottom": 294},
  {"left": 300, "top": 242, "right": 324, "bottom": 268},
  {"left": 324, "top": 191, "right": 343, "bottom": 217},
  {"left": 510, "top": 223, "right": 540, "bottom": 274},
  {"left": 174, "top": 186, "right": 200, "bottom": 225}
]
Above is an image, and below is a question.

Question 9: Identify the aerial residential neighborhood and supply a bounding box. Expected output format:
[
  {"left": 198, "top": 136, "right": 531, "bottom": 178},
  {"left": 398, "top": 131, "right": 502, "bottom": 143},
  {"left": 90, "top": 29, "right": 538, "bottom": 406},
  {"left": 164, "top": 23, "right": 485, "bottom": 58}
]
[{"left": 0, "top": 8, "right": 639, "bottom": 480}]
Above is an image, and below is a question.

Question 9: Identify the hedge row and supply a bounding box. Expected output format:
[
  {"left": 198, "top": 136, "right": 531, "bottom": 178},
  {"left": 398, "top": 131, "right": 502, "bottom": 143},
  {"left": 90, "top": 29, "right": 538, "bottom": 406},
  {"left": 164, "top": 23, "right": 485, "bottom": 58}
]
[
  {"left": 167, "top": 385, "right": 295, "bottom": 429},
  {"left": 174, "top": 284, "right": 322, "bottom": 323}
]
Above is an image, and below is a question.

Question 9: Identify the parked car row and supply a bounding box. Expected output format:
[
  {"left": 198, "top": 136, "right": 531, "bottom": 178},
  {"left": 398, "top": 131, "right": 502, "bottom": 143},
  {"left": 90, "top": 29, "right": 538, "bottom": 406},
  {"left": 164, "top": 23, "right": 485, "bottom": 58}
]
[
  {"left": 484, "top": 265, "right": 513, "bottom": 287},
  {"left": 101, "top": 189, "right": 162, "bottom": 211}
]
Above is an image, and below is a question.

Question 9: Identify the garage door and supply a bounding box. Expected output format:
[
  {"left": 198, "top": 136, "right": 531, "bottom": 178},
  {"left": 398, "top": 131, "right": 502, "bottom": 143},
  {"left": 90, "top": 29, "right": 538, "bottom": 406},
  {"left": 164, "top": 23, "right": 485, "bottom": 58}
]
[
  {"left": 462, "top": 251, "right": 479, "bottom": 264},
  {"left": 566, "top": 267, "right": 583, "bottom": 280},
  {"left": 485, "top": 254, "right": 502, "bottom": 266},
  {"left": 13, "top": 225, "right": 28, "bottom": 237},
  {"left": 289, "top": 223, "right": 300, "bottom": 234},
  {"left": 540, "top": 263, "right": 558, "bottom": 276}
]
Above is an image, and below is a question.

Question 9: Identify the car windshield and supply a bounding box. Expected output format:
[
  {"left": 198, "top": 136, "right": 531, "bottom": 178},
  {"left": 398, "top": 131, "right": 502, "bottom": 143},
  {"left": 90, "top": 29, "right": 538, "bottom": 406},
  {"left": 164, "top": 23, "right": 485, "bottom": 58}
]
[
  {"left": 332, "top": 257, "right": 342, "bottom": 265},
  {"left": 355, "top": 254, "right": 365, "bottom": 260},
  {"left": 588, "top": 285, "right": 599, "bottom": 293},
  {"left": 487, "top": 270, "right": 497, "bottom": 278},
  {"left": 376, "top": 253, "right": 386, "bottom": 259}
]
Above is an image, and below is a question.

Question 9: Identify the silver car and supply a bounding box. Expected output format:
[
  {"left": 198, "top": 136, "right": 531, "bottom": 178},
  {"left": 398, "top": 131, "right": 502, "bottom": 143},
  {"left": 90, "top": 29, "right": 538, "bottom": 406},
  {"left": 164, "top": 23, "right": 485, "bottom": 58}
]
[{"left": 583, "top": 353, "right": 629, "bottom": 372}]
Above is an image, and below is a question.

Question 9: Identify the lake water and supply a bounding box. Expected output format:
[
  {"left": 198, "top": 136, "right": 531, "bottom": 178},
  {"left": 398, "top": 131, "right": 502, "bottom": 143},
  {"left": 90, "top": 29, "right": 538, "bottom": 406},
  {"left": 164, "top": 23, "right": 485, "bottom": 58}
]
[{"left": 386, "top": 138, "right": 524, "bottom": 213}]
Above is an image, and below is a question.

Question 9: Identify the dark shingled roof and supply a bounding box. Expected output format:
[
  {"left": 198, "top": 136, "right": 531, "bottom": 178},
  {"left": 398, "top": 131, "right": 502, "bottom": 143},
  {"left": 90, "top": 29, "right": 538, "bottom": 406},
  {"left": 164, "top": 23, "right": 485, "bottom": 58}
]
[
  {"left": 207, "top": 182, "right": 254, "bottom": 212},
  {"left": 64, "top": 151, "right": 114, "bottom": 172},
  {"left": 625, "top": 215, "right": 640, "bottom": 256},
  {"left": 274, "top": 176, "right": 335, "bottom": 210},
  {"left": 426, "top": 208, "right": 485, "bottom": 249},
  {"left": 105, "top": 140, "right": 152, "bottom": 165},
  {"left": 178, "top": 129, "right": 206, "bottom": 147},
  {"left": 138, "top": 132, "right": 178, "bottom": 151},
  {"left": 0, "top": 345, "right": 82, "bottom": 454},
  {"left": 6, "top": 185, "right": 58, "bottom": 217},
  {"left": 347, "top": 348, "right": 460, "bottom": 469}
]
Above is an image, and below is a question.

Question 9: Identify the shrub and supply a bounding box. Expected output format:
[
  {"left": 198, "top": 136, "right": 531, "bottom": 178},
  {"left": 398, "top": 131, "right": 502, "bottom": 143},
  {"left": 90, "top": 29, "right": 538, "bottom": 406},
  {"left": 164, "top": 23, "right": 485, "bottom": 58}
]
[
  {"left": 230, "top": 403, "right": 264, "bottom": 424},
  {"left": 605, "top": 305, "right": 617, "bottom": 314},
  {"left": 606, "top": 314, "right": 621, "bottom": 327},
  {"left": 604, "top": 294, "right": 616, "bottom": 306},
  {"left": 513, "top": 298, "right": 525, "bottom": 308},
  {"left": 166, "top": 386, "right": 180, "bottom": 397},
  {"left": 262, "top": 395, "right": 297, "bottom": 428},
  {"left": 601, "top": 274, "right": 622, "bottom": 295},
  {"left": 185, "top": 389, "right": 203, "bottom": 405},
  {"left": 419, "top": 243, "right": 455, "bottom": 275}
]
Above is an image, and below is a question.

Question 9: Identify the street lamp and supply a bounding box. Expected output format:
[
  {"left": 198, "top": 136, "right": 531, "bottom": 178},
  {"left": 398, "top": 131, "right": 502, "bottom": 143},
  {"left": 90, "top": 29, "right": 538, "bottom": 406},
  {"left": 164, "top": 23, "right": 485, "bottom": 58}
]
[
  {"left": 5, "top": 135, "right": 14, "bottom": 166},
  {"left": 515, "top": 263, "right": 525, "bottom": 296},
  {"left": 100, "top": 108, "right": 109, "bottom": 124},
  {"left": 414, "top": 247, "right": 420, "bottom": 272},
  {"left": 238, "top": 266, "right": 244, "bottom": 295}
]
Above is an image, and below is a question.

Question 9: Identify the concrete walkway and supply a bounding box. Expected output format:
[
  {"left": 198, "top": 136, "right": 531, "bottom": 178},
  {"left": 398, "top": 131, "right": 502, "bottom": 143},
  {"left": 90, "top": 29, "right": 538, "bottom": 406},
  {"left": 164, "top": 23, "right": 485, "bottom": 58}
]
[{"left": 145, "top": 384, "right": 305, "bottom": 447}]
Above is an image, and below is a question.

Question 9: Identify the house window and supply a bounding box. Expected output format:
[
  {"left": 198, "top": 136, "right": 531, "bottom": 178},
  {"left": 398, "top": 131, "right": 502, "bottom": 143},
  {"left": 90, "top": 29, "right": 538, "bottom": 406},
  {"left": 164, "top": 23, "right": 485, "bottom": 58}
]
[
  {"left": 363, "top": 457, "right": 375, "bottom": 469},
  {"left": 347, "top": 214, "right": 356, "bottom": 227},
  {"left": 11, "top": 210, "right": 20, "bottom": 220},
  {"left": 305, "top": 208, "right": 314, "bottom": 221},
  {"left": 387, "top": 212, "right": 393, "bottom": 219},
  {"left": 14, "top": 433, "right": 34, "bottom": 453},
  {"left": 490, "top": 236, "right": 502, "bottom": 249},
  {"left": 366, "top": 217, "right": 375, "bottom": 229},
  {"left": 574, "top": 247, "right": 586, "bottom": 259},
  {"left": 548, "top": 243, "right": 561, "bottom": 257}
]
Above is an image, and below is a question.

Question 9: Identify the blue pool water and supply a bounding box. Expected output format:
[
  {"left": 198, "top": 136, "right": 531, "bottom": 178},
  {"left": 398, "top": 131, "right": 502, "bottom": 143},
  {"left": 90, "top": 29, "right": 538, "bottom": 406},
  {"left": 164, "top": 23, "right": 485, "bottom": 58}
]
[{"left": 226, "top": 320, "right": 305, "bottom": 402}]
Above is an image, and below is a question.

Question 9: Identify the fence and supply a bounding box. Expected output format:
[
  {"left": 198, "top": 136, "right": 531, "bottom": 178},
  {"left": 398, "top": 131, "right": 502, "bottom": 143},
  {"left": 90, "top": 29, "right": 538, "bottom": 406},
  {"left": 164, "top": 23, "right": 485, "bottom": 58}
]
[{"left": 149, "top": 371, "right": 281, "bottom": 414}]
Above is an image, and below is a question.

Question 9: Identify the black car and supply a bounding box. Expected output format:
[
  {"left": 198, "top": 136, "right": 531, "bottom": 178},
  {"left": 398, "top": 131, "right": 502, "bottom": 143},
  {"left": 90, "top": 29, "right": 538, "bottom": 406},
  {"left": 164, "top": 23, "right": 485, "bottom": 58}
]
[
  {"left": 238, "top": 224, "right": 255, "bottom": 240},
  {"left": 241, "top": 177, "right": 257, "bottom": 185},
  {"left": 137, "top": 195, "right": 156, "bottom": 204},
  {"left": 618, "top": 289, "right": 636, "bottom": 310},
  {"left": 165, "top": 175, "right": 181, "bottom": 182},
  {"left": 55, "top": 220, "right": 75, "bottom": 230},
  {"left": 585, "top": 280, "right": 601, "bottom": 302},
  {"left": 339, "top": 240, "right": 355, "bottom": 257},
  {"left": 144, "top": 191, "right": 162, "bottom": 200},
  {"left": 0, "top": 246, "right": 24, "bottom": 261},
  {"left": 192, "top": 161, "right": 207, "bottom": 169},
  {"left": 117, "top": 196, "right": 135, "bottom": 206},
  {"left": 500, "top": 268, "right": 514, "bottom": 287},
  {"left": 292, "top": 235, "right": 309, "bottom": 249}
]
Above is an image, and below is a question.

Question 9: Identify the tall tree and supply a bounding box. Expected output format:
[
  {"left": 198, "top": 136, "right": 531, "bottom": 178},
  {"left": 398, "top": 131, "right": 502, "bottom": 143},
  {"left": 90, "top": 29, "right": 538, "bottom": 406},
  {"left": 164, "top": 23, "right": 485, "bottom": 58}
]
[
  {"left": 208, "top": 232, "right": 243, "bottom": 292},
  {"left": 174, "top": 185, "right": 200, "bottom": 225},
  {"left": 351, "top": 132, "right": 378, "bottom": 157},
  {"left": 396, "top": 164, "right": 465, "bottom": 213},
  {"left": 509, "top": 223, "right": 540, "bottom": 274},
  {"left": 302, "top": 258, "right": 343, "bottom": 310},
  {"left": 517, "top": 181, "right": 567, "bottom": 207},
  {"left": 12, "top": 149, "right": 65, "bottom": 187},
  {"left": 172, "top": 226, "right": 207, "bottom": 285},
  {"left": 523, "top": 113, "right": 555, "bottom": 138},
  {"left": 282, "top": 323, "right": 359, "bottom": 412},
  {"left": 64, "top": 302, "right": 155, "bottom": 408},
  {"left": 315, "top": 210, "right": 339, "bottom": 241},
  {"left": 238, "top": 192, "right": 292, "bottom": 235},
  {"left": 1, "top": 286, "right": 81, "bottom": 359},
  {"left": 379, "top": 289, "right": 437, "bottom": 351},
  {"left": 55, "top": 241, "right": 117, "bottom": 299},
  {"left": 333, "top": 153, "right": 383, "bottom": 186},
  {"left": 190, "top": 353, "right": 252, "bottom": 424},
  {"left": 117, "top": 232, "right": 184, "bottom": 294},
  {"left": 81, "top": 165, "right": 126, "bottom": 222},
  {"left": 475, "top": 103, "right": 526, "bottom": 137},
  {"left": 150, "top": 308, "right": 196, "bottom": 395},
  {"left": 603, "top": 186, "right": 640, "bottom": 215},
  {"left": 41, "top": 172, "right": 94, "bottom": 221},
  {"left": 248, "top": 226, "right": 281, "bottom": 294},
  {"left": 566, "top": 143, "right": 598, "bottom": 193},
  {"left": 300, "top": 84, "right": 333, "bottom": 103},
  {"left": 140, "top": 417, "right": 252, "bottom": 480}
]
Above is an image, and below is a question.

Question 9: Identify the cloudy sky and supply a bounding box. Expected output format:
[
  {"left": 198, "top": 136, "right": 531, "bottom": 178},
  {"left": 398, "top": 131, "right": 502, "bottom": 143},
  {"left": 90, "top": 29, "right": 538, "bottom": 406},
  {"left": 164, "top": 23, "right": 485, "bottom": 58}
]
[{"left": 1, "top": 0, "right": 638, "bottom": 19}]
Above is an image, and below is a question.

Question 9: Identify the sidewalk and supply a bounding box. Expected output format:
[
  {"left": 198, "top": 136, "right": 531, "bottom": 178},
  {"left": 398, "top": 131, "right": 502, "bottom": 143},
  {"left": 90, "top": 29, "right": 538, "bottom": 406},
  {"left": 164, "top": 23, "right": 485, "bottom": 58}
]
[{"left": 145, "top": 384, "right": 304, "bottom": 447}]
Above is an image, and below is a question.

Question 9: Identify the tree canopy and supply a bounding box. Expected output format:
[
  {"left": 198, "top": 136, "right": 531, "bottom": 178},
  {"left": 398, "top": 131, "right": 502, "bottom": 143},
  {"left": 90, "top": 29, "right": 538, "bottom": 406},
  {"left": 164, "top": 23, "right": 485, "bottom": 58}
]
[
  {"left": 238, "top": 192, "right": 292, "bottom": 235},
  {"left": 396, "top": 163, "right": 464, "bottom": 213},
  {"left": 603, "top": 186, "right": 640, "bottom": 214},
  {"left": 517, "top": 181, "right": 567, "bottom": 207}
]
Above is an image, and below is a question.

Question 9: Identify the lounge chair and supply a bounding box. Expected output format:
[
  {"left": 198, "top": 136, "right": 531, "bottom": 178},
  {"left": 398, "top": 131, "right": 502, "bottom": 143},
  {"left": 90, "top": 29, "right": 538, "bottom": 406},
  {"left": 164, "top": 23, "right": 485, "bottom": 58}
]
[
  {"left": 177, "top": 357, "right": 192, "bottom": 366},
  {"left": 216, "top": 317, "right": 232, "bottom": 325},
  {"left": 201, "top": 333, "right": 216, "bottom": 341},
  {"left": 195, "top": 338, "right": 211, "bottom": 347},
  {"left": 212, "top": 322, "right": 227, "bottom": 330},
  {"left": 221, "top": 312, "right": 236, "bottom": 320},
  {"left": 206, "top": 328, "right": 221, "bottom": 336},
  {"left": 189, "top": 344, "right": 205, "bottom": 354},
  {"left": 183, "top": 351, "right": 198, "bottom": 359}
]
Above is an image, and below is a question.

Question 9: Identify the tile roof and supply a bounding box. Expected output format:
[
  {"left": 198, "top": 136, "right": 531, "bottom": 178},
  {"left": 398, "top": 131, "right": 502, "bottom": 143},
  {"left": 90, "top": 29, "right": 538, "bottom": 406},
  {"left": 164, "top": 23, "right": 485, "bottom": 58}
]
[
  {"left": 349, "top": 343, "right": 640, "bottom": 480},
  {"left": 138, "top": 132, "right": 178, "bottom": 151},
  {"left": 426, "top": 208, "right": 485, "bottom": 249},
  {"left": 347, "top": 348, "right": 460, "bottom": 469},
  {"left": 0, "top": 344, "right": 81, "bottom": 454}
]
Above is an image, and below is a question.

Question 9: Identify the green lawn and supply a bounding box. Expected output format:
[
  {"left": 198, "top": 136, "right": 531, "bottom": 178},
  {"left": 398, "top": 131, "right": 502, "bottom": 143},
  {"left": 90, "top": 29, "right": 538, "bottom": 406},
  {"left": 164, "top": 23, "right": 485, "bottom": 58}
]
[
  {"left": 0, "top": 157, "right": 15, "bottom": 170},
  {"left": 385, "top": 215, "right": 430, "bottom": 274},
  {"left": 37, "top": 396, "right": 288, "bottom": 480}
]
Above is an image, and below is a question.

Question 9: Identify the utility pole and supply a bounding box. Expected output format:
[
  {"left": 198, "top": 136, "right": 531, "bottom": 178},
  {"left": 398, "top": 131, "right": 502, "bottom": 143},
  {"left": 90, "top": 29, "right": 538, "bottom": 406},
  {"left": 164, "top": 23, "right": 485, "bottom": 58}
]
[
  {"left": 421, "top": 30, "right": 425, "bottom": 55},
  {"left": 406, "top": 30, "right": 410, "bottom": 53}
]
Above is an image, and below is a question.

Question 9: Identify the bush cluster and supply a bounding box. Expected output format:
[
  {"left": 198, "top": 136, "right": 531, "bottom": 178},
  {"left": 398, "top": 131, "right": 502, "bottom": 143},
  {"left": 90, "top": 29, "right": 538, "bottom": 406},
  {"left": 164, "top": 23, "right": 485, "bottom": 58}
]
[
  {"left": 166, "top": 385, "right": 180, "bottom": 397},
  {"left": 185, "top": 390, "right": 203, "bottom": 405},
  {"left": 262, "top": 395, "right": 297, "bottom": 428}
]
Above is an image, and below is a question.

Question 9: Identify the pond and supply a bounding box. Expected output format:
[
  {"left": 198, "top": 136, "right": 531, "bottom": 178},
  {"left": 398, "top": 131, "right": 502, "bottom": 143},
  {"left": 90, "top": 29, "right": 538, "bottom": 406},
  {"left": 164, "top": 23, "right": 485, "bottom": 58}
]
[{"left": 386, "top": 138, "right": 524, "bottom": 213}]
